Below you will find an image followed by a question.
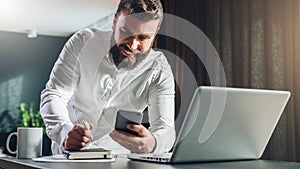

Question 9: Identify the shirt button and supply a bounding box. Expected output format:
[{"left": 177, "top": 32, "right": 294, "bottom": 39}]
[{"left": 104, "top": 91, "right": 111, "bottom": 97}]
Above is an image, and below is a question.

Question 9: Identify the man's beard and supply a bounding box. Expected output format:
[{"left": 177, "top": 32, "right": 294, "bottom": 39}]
[{"left": 109, "top": 40, "right": 150, "bottom": 70}]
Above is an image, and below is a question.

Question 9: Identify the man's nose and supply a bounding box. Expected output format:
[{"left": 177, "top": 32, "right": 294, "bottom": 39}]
[{"left": 128, "top": 37, "right": 140, "bottom": 50}]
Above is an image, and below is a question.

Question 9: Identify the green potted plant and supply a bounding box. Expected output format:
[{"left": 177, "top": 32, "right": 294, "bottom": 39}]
[{"left": 17, "top": 102, "right": 46, "bottom": 134}]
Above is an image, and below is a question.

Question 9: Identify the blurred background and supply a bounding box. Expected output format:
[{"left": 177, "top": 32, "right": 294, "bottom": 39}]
[{"left": 0, "top": 0, "right": 300, "bottom": 161}]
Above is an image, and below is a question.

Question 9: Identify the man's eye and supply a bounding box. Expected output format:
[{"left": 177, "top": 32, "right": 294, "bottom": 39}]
[{"left": 138, "top": 35, "right": 148, "bottom": 40}]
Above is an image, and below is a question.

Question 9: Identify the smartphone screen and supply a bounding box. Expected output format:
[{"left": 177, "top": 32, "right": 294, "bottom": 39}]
[{"left": 115, "top": 110, "right": 143, "bottom": 136}]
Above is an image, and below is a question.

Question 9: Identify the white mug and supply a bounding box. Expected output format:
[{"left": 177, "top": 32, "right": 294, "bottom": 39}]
[{"left": 6, "top": 127, "right": 43, "bottom": 158}]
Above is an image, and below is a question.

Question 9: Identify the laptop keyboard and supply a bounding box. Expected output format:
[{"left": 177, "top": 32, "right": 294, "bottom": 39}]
[{"left": 128, "top": 153, "right": 172, "bottom": 163}]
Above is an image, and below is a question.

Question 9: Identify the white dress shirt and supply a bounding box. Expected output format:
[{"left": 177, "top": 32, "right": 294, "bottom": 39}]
[{"left": 40, "top": 29, "right": 176, "bottom": 154}]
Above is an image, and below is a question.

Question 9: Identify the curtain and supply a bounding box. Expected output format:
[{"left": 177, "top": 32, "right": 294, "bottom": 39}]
[{"left": 158, "top": 0, "right": 300, "bottom": 161}]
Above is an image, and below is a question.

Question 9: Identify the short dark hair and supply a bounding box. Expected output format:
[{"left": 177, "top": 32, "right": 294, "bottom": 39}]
[{"left": 116, "top": 0, "right": 163, "bottom": 23}]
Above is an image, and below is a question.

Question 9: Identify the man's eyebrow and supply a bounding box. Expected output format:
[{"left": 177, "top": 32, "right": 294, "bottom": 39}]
[
  {"left": 122, "top": 26, "right": 155, "bottom": 37},
  {"left": 138, "top": 33, "right": 152, "bottom": 38},
  {"left": 122, "top": 26, "right": 133, "bottom": 35}
]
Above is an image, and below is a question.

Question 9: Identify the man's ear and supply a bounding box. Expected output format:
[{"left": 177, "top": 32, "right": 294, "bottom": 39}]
[{"left": 112, "top": 13, "right": 118, "bottom": 30}]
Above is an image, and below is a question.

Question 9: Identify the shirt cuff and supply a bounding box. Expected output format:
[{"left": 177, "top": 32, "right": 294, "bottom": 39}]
[
  {"left": 59, "top": 122, "right": 74, "bottom": 146},
  {"left": 151, "top": 127, "right": 176, "bottom": 154},
  {"left": 49, "top": 121, "right": 74, "bottom": 146}
]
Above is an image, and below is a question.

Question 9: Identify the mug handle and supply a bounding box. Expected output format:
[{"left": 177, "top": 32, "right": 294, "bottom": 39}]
[{"left": 6, "top": 132, "right": 17, "bottom": 154}]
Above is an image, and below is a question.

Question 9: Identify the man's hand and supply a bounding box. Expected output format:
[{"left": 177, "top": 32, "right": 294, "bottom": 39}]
[
  {"left": 109, "top": 124, "right": 156, "bottom": 153},
  {"left": 64, "top": 123, "right": 93, "bottom": 150}
]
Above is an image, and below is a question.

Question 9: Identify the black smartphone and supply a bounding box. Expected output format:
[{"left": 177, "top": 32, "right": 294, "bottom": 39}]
[{"left": 115, "top": 110, "right": 143, "bottom": 136}]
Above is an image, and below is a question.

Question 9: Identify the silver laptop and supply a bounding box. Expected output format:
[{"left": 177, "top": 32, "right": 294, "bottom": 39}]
[{"left": 128, "top": 86, "right": 291, "bottom": 163}]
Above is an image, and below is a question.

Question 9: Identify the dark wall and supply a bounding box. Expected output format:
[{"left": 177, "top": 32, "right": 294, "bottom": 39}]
[{"left": 0, "top": 31, "right": 68, "bottom": 133}]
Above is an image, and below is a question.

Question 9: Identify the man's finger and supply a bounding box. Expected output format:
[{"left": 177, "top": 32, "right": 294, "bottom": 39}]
[
  {"left": 82, "top": 136, "right": 90, "bottom": 143},
  {"left": 65, "top": 136, "right": 81, "bottom": 150},
  {"left": 68, "top": 129, "right": 84, "bottom": 141},
  {"left": 65, "top": 144, "right": 80, "bottom": 150},
  {"left": 127, "top": 124, "right": 147, "bottom": 136},
  {"left": 74, "top": 124, "right": 93, "bottom": 140},
  {"left": 89, "top": 123, "right": 94, "bottom": 130},
  {"left": 73, "top": 124, "right": 86, "bottom": 135},
  {"left": 109, "top": 130, "right": 137, "bottom": 150}
]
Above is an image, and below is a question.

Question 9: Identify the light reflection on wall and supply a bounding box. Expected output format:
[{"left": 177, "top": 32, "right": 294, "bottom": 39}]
[{"left": 0, "top": 75, "right": 23, "bottom": 132}]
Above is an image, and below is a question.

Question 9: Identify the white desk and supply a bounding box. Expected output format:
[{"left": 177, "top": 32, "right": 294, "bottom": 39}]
[{"left": 0, "top": 155, "right": 300, "bottom": 169}]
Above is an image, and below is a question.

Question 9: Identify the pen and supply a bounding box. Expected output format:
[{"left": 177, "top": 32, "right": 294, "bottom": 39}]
[{"left": 81, "top": 119, "right": 94, "bottom": 144}]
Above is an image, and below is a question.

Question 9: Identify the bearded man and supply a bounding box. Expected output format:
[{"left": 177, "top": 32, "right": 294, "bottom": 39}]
[{"left": 40, "top": 0, "right": 175, "bottom": 155}]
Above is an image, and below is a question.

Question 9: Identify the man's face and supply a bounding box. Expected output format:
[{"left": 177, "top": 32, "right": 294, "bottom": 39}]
[{"left": 111, "top": 9, "right": 160, "bottom": 69}]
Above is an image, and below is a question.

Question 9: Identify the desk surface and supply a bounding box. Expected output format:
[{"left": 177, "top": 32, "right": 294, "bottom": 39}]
[{"left": 0, "top": 156, "right": 300, "bottom": 169}]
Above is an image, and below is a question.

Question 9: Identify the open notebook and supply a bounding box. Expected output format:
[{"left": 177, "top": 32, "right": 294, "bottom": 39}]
[{"left": 128, "top": 86, "right": 291, "bottom": 163}]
